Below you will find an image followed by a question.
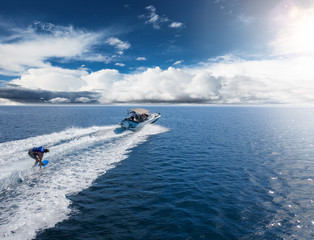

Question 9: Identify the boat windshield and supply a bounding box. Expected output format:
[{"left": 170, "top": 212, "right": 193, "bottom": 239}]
[{"left": 126, "top": 110, "right": 148, "bottom": 123}]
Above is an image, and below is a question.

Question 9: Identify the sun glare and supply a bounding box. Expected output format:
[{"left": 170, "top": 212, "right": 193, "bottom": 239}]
[
  {"left": 289, "top": 8, "right": 314, "bottom": 53},
  {"left": 271, "top": 7, "right": 314, "bottom": 55}
]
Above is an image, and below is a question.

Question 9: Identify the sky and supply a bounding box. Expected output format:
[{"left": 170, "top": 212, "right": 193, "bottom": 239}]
[{"left": 1, "top": 0, "right": 314, "bottom": 105}]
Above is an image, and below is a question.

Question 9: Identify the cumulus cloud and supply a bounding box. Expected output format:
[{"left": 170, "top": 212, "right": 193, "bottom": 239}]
[
  {"left": 80, "top": 69, "right": 122, "bottom": 92},
  {"left": 192, "top": 55, "right": 314, "bottom": 104},
  {"left": 10, "top": 66, "right": 88, "bottom": 92},
  {"left": 0, "top": 87, "right": 99, "bottom": 104},
  {"left": 0, "top": 97, "right": 21, "bottom": 105},
  {"left": 2, "top": 54, "right": 314, "bottom": 105},
  {"left": 0, "top": 21, "right": 108, "bottom": 76},
  {"left": 48, "top": 97, "right": 70, "bottom": 104},
  {"left": 186, "top": 71, "right": 221, "bottom": 100},
  {"left": 102, "top": 55, "right": 314, "bottom": 104},
  {"left": 74, "top": 97, "right": 93, "bottom": 103}
]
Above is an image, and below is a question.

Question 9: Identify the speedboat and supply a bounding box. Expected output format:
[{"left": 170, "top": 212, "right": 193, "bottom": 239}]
[{"left": 119, "top": 108, "right": 161, "bottom": 130}]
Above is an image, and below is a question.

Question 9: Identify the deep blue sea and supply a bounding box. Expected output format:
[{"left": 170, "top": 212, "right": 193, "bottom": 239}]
[{"left": 0, "top": 105, "right": 313, "bottom": 240}]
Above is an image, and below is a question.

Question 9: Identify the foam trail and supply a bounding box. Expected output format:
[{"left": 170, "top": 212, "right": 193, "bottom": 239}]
[
  {"left": 0, "top": 125, "right": 114, "bottom": 165},
  {"left": 0, "top": 124, "right": 168, "bottom": 240},
  {"left": 0, "top": 125, "right": 120, "bottom": 191}
]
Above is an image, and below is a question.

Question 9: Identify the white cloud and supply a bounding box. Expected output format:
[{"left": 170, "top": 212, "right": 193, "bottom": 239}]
[
  {"left": 186, "top": 71, "right": 221, "bottom": 100},
  {"left": 49, "top": 97, "right": 70, "bottom": 103},
  {"left": 95, "top": 56, "right": 314, "bottom": 104},
  {"left": 169, "top": 22, "right": 183, "bottom": 29},
  {"left": 173, "top": 60, "right": 183, "bottom": 66},
  {"left": 0, "top": 98, "right": 21, "bottom": 105},
  {"left": 6, "top": 54, "right": 314, "bottom": 104},
  {"left": 82, "top": 54, "right": 113, "bottom": 63},
  {"left": 190, "top": 55, "right": 314, "bottom": 104},
  {"left": 99, "top": 67, "right": 194, "bottom": 103},
  {"left": 136, "top": 57, "right": 147, "bottom": 61},
  {"left": 0, "top": 22, "right": 107, "bottom": 75},
  {"left": 106, "top": 37, "right": 131, "bottom": 53},
  {"left": 140, "top": 5, "right": 168, "bottom": 29},
  {"left": 80, "top": 69, "right": 122, "bottom": 91},
  {"left": 115, "top": 63, "right": 125, "bottom": 67},
  {"left": 140, "top": 5, "right": 183, "bottom": 30},
  {"left": 109, "top": 55, "right": 314, "bottom": 104},
  {"left": 11, "top": 66, "right": 88, "bottom": 91},
  {"left": 133, "top": 66, "right": 149, "bottom": 72},
  {"left": 75, "top": 97, "right": 92, "bottom": 103}
]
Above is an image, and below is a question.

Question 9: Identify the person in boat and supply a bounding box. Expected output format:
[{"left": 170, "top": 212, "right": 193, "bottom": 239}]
[
  {"left": 130, "top": 112, "right": 137, "bottom": 121},
  {"left": 133, "top": 113, "right": 141, "bottom": 122},
  {"left": 28, "top": 146, "right": 50, "bottom": 168},
  {"left": 142, "top": 113, "right": 148, "bottom": 121}
]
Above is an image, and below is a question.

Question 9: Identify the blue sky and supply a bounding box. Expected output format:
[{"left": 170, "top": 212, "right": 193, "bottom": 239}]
[{"left": 1, "top": 0, "right": 314, "bottom": 104}]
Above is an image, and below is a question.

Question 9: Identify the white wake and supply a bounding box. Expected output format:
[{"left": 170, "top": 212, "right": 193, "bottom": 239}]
[{"left": 0, "top": 124, "right": 168, "bottom": 240}]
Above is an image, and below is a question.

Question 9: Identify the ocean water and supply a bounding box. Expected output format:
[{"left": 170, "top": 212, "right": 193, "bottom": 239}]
[{"left": 0, "top": 105, "right": 313, "bottom": 240}]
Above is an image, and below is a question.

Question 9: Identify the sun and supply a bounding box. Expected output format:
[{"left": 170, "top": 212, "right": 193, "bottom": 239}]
[
  {"left": 287, "top": 8, "right": 314, "bottom": 53},
  {"left": 270, "top": 7, "right": 314, "bottom": 55}
]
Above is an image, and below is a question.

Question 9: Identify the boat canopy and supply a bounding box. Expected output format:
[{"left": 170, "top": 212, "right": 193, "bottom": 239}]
[{"left": 129, "top": 108, "right": 150, "bottom": 115}]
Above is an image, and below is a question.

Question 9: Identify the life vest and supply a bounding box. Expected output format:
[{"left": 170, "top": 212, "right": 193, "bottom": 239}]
[{"left": 32, "top": 146, "right": 45, "bottom": 153}]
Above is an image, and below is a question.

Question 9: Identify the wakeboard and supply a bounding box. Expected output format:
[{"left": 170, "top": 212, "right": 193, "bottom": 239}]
[{"left": 38, "top": 160, "right": 49, "bottom": 167}]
